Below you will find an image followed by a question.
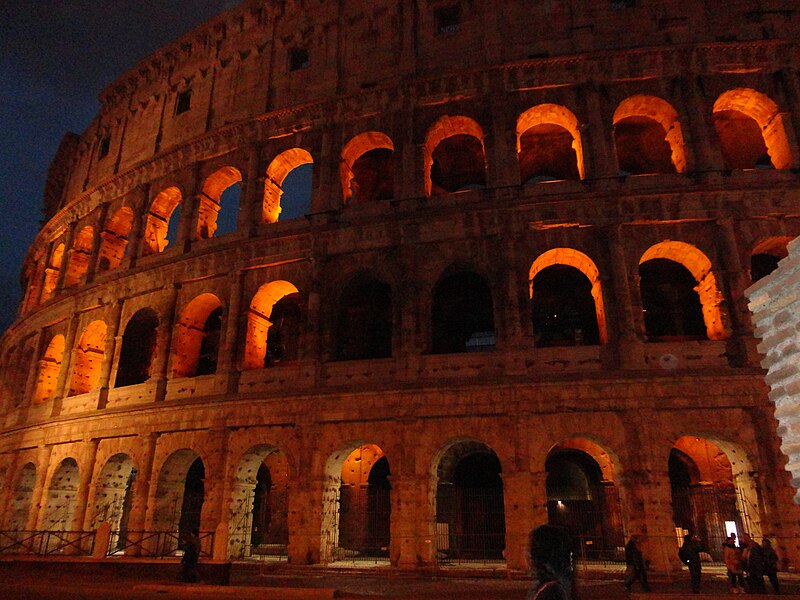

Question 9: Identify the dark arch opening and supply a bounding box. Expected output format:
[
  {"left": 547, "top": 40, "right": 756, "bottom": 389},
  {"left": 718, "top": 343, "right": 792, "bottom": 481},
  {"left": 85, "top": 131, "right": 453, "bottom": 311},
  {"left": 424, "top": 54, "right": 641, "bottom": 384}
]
[
  {"left": 750, "top": 253, "right": 781, "bottom": 283},
  {"left": 350, "top": 149, "right": 394, "bottom": 204},
  {"left": 179, "top": 458, "right": 205, "bottom": 538},
  {"left": 615, "top": 116, "right": 676, "bottom": 175},
  {"left": 532, "top": 265, "right": 599, "bottom": 347},
  {"left": 115, "top": 309, "right": 159, "bottom": 387},
  {"left": 639, "top": 259, "right": 706, "bottom": 341},
  {"left": 196, "top": 306, "right": 222, "bottom": 376},
  {"left": 432, "top": 272, "right": 495, "bottom": 354},
  {"left": 431, "top": 135, "right": 486, "bottom": 194},
  {"left": 714, "top": 110, "right": 772, "bottom": 170},
  {"left": 519, "top": 124, "right": 580, "bottom": 183},
  {"left": 216, "top": 184, "right": 241, "bottom": 236},
  {"left": 334, "top": 277, "right": 392, "bottom": 361},
  {"left": 279, "top": 163, "right": 313, "bottom": 221},
  {"left": 265, "top": 293, "right": 302, "bottom": 366}
]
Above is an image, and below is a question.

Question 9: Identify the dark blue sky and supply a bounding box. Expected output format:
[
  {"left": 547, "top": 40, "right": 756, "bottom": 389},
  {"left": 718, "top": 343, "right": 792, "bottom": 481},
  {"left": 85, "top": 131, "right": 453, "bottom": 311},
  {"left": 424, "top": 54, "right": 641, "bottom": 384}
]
[{"left": 0, "top": 1, "right": 236, "bottom": 334}]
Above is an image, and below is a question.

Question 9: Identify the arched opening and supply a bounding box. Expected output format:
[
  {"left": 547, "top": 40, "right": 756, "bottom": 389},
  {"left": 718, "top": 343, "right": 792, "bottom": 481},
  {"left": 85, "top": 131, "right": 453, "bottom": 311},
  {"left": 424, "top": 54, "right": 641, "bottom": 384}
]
[
  {"left": 431, "top": 271, "right": 495, "bottom": 354},
  {"left": 172, "top": 294, "right": 223, "bottom": 378},
  {"left": 33, "top": 334, "right": 65, "bottom": 404},
  {"left": 424, "top": 116, "right": 487, "bottom": 196},
  {"left": 114, "top": 308, "right": 159, "bottom": 387},
  {"left": 40, "top": 242, "right": 64, "bottom": 303},
  {"left": 546, "top": 440, "right": 624, "bottom": 561},
  {"left": 434, "top": 440, "right": 505, "bottom": 564},
  {"left": 334, "top": 276, "right": 392, "bottom": 361},
  {"left": 517, "top": 104, "right": 585, "bottom": 183},
  {"left": 90, "top": 453, "right": 137, "bottom": 552},
  {"left": 68, "top": 321, "right": 107, "bottom": 396},
  {"left": 228, "top": 445, "right": 289, "bottom": 560},
  {"left": 669, "top": 436, "right": 762, "bottom": 560},
  {"left": 341, "top": 132, "right": 395, "bottom": 204},
  {"left": 244, "top": 281, "right": 301, "bottom": 370},
  {"left": 198, "top": 166, "right": 242, "bottom": 239},
  {"left": 321, "top": 443, "right": 391, "bottom": 563},
  {"left": 714, "top": 89, "right": 794, "bottom": 171},
  {"left": 639, "top": 242, "right": 728, "bottom": 341},
  {"left": 6, "top": 463, "right": 36, "bottom": 530},
  {"left": 152, "top": 450, "right": 205, "bottom": 552},
  {"left": 263, "top": 149, "right": 313, "bottom": 223},
  {"left": 613, "top": 95, "right": 686, "bottom": 175},
  {"left": 97, "top": 207, "right": 134, "bottom": 272},
  {"left": 531, "top": 266, "right": 601, "bottom": 347},
  {"left": 64, "top": 226, "right": 94, "bottom": 287},
  {"left": 142, "top": 187, "right": 182, "bottom": 255},
  {"left": 42, "top": 458, "right": 79, "bottom": 532},
  {"left": 750, "top": 237, "right": 792, "bottom": 284}
]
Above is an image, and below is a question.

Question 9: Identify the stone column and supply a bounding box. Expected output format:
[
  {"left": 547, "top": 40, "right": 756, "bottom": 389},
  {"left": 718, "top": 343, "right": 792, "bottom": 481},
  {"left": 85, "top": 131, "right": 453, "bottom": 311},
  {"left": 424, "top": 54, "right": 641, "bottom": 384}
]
[
  {"left": 605, "top": 225, "right": 645, "bottom": 368},
  {"left": 485, "top": 73, "right": 518, "bottom": 189},
  {"left": 389, "top": 473, "right": 432, "bottom": 568},
  {"left": 179, "top": 166, "right": 202, "bottom": 251},
  {"left": 287, "top": 475, "right": 325, "bottom": 564},
  {"left": 123, "top": 184, "right": 149, "bottom": 269},
  {"left": 72, "top": 439, "right": 99, "bottom": 533},
  {"left": 313, "top": 127, "right": 336, "bottom": 214},
  {"left": 199, "top": 427, "right": 230, "bottom": 534},
  {"left": 97, "top": 300, "right": 124, "bottom": 408},
  {"left": 681, "top": 73, "right": 724, "bottom": 182},
  {"left": 152, "top": 283, "right": 181, "bottom": 401},
  {"left": 85, "top": 202, "right": 110, "bottom": 284},
  {"left": 503, "top": 470, "right": 548, "bottom": 572},
  {"left": 580, "top": 82, "right": 617, "bottom": 187},
  {"left": 28, "top": 445, "right": 53, "bottom": 531},
  {"left": 55, "top": 222, "right": 77, "bottom": 291},
  {"left": 218, "top": 270, "right": 244, "bottom": 394},
  {"left": 242, "top": 143, "right": 263, "bottom": 236},
  {"left": 51, "top": 312, "right": 81, "bottom": 417},
  {"left": 20, "top": 329, "right": 46, "bottom": 418},
  {"left": 0, "top": 453, "right": 20, "bottom": 529},
  {"left": 127, "top": 433, "right": 159, "bottom": 556},
  {"left": 715, "top": 217, "right": 758, "bottom": 366}
]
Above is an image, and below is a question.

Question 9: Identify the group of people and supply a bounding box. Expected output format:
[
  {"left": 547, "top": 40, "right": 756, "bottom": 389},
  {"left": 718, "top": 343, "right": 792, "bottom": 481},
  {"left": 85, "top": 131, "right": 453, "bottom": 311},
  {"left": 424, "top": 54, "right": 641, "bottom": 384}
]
[
  {"left": 722, "top": 532, "right": 780, "bottom": 595},
  {"left": 526, "top": 524, "right": 782, "bottom": 600}
]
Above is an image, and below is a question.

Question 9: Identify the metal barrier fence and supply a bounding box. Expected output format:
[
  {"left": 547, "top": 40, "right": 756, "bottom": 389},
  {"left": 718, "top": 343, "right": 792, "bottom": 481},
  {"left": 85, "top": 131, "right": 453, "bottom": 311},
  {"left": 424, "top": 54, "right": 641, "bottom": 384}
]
[
  {"left": 0, "top": 530, "right": 95, "bottom": 556},
  {"left": 107, "top": 530, "right": 214, "bottom": 558}
]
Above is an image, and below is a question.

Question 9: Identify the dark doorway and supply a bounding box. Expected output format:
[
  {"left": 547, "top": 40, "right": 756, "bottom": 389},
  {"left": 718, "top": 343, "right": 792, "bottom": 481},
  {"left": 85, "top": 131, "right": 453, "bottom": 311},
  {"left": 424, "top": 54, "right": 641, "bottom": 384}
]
[
  {"left": 432, "top": 272, "right": 495, "bottom": 354},
  {"left": 531, "top": 265, "right": 599, "bottom": 347},
  {"left": 115, "top": 308, "right": 159, "bottom": 387},
  {"left": 639, "top": 259, "right": 706, "bottom": 341}
]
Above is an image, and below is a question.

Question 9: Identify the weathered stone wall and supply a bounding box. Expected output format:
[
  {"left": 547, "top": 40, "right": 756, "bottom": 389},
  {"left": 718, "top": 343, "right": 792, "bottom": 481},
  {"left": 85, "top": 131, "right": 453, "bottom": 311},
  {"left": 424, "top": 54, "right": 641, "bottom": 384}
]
[{"left": 1, "top": 0, "right": 800, "bottom": 577}]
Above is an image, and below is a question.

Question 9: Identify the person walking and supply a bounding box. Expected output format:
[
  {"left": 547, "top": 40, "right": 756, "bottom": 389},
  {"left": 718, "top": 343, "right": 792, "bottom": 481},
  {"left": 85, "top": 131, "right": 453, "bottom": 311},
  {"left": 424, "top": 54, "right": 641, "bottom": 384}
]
[
  {"left": 679, "top": 533, "right": 703, "bottom": 594},
  {"left": 623, "top": 535, "right": 650, "bottom": 592},
  {"left": 723, "top": 532, "right": 745, "bottom": 594},
  {"left": 527, "top": 524, "right": 575, "bottom": 600},
  {"left": 180, "top": 528, "right": 201, "bottom": 583},
  {"left": 762, "top": 538, "right": 780, "bottom": 594}
]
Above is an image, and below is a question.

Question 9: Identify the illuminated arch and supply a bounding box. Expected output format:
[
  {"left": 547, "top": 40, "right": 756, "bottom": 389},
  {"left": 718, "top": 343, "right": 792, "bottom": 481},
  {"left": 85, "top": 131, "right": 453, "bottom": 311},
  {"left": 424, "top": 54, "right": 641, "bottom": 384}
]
[
  {"left": 424, "top": 116, "right": 486, "bottom": 196},
  {"left": 517, "top": 104, "right": 585, "bottom": 180},
  {"left": 89, "top": 453, "right": 138, "bottom": 538},
  {"left": 529, "top": 248, "right": 607, "bottom": 344},
  {"left": 152, "top": 448, "right": 204, "bottom": 546},
  {"left": 714, "top": 89, "right": 795, "bottom": 170},
  {"left": 173, "top": 293, "right": 224, "bottom": 378},
  {"left": 63, "top": 226, "right": 94, "bottom": 287},
  {"left": 98, "top": 207, "right": 134, "bottom": 272},
  {"left": 340, "top": 131, "right": 395, "bottom": 203},
  {"left": 613, "top": 95, "right": 687, "bottom": 174},
  {"left": 197, "top": 166, "right": 242, "bottom": 239},
  {"left": 263, "top": 149, "right": 314, "bottom": 223},
  {"left": 244, "top": 281, "right": 300, "bottom": 369},
  {"left": 33, "top": 334, "right": 65, "bottom": 404},
  {"left": 69, "top": 320, "right": 107, "bottom": 396},
  {"left": 639, "top": 241, "right": 728, "bottom": 340},
  {"left": 143, "top": 186, "right": 182, "bottom": 255}
]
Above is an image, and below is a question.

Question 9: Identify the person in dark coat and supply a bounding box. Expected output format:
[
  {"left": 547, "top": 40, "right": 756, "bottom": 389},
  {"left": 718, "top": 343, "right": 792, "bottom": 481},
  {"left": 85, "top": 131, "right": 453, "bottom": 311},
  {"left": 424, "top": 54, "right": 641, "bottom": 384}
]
[
  {"left": 679, "top": 534, "right": 703, "bottom": 594},
  {"left": 624, "top": 535, "right": 650, "bottom": 592},
  {"left": 762, "top": 538, "right": 780, "bottom": 594},
  {"left": 527, "top": 524, "right": 575, "bottom": 600},
  {"left": 180, "top": 528, "right": 201, "bottom": 583},
  {"left": 741, "top": 533, "right": 766, "bottom": 594}
]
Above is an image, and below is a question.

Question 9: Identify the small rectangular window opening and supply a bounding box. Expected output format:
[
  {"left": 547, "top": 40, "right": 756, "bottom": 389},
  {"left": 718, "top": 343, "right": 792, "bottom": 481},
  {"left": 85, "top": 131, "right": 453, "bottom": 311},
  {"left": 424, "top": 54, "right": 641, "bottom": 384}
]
[
  {"left": 98, "top": 136, "right": 111, "bottom": 159},
  {"left": 435, "top": 5, "right": 461, "bottom": 35},
  {"left": 176, "top": 90, "right": 192, "bottom": 115},
  {"left": 289, "top": 48, "right": 310, "bottom": 71}
]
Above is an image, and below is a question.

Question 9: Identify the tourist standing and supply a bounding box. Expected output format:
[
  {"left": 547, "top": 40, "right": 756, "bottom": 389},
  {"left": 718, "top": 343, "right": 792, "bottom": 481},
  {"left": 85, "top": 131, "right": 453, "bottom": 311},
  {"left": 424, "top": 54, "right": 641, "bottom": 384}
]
[
  {"left": 623, "top": 535, "right": 650, "bottom": 592},
  {"left": 723, "top": 532, "right": 745, "bottom": 593},
  {"left": 762, "top": 538, "right": 780, "bottom": 594},
  {"left": 679, "top": 534, "right": 703, "bottom": 594},
  {"left": 527, "top": 524, "right": 575, "bottom": 600}
]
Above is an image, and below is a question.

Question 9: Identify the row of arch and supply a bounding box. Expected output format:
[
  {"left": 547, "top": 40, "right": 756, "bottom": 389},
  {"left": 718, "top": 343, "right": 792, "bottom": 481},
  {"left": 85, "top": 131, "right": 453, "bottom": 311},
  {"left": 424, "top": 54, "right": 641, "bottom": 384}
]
[
  {"left": 5, "top": 433, "right": 761, "bottom": 565},
  {"left": 25, "top": 87, "right": 796, "bottom": 311},
  {"left": 13, "top": 236, "right": 790, "bottom": 408}
]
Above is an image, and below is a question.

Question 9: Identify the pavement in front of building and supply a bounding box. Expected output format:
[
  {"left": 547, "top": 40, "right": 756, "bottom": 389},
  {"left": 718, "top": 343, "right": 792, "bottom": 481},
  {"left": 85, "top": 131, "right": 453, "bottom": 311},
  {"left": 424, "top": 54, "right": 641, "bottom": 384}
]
[{"left": 3, "top": 561, "right": 800, "bottom": 599}]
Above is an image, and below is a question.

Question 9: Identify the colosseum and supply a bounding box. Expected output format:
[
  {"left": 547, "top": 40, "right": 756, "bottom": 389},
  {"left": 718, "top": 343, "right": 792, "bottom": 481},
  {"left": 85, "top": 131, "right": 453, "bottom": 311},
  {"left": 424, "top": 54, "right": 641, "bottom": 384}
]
[{"left": 1, "top": 0, "right": 800, "bottom": 577}]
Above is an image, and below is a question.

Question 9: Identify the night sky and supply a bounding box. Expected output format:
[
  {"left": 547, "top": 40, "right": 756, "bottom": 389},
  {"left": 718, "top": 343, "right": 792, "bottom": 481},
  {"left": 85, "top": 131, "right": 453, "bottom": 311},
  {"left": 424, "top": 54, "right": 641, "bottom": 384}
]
[{"left": 0, "top": 1, "right": 237, "bottom": 334}]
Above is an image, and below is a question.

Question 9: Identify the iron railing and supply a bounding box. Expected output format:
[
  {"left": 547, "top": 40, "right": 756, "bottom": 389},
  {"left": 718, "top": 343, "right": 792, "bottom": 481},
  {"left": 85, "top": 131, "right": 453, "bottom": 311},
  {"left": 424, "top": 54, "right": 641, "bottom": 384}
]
[
  {"left": 0, "top": 530, "right": 95, "bottom": 556},
  {"left": 106, "top": 530, "right": 214, "bottom": 558}
]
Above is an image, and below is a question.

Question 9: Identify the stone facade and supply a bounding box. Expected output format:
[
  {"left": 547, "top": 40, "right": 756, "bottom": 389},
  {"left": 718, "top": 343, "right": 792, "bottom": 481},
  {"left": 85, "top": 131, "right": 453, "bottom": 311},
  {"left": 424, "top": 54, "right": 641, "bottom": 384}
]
[{"left": 1, "top": 0, "right": 800, "bottom": 575}]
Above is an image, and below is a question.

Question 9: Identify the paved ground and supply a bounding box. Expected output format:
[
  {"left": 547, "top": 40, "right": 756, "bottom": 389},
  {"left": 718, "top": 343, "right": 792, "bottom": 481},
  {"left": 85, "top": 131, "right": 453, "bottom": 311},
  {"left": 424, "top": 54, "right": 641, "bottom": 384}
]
[{"left": 2, "top": 561, "right": 800, "bottom": 599}]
